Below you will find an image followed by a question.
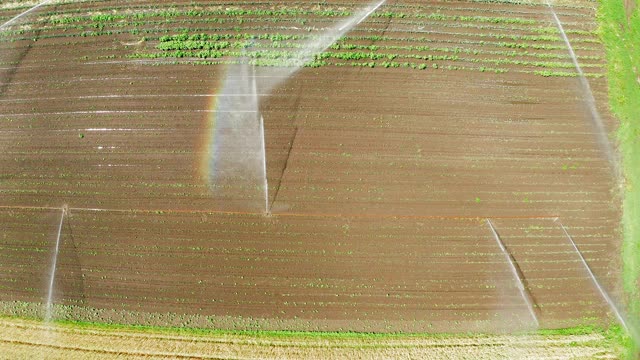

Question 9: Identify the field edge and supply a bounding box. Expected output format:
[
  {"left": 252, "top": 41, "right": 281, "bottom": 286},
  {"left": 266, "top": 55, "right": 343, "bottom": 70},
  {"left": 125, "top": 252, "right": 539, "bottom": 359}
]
[
  {"left": 0, "top": 314, "right": 630, "bottom": 359},
  {"left": 598, "top": 0, "right": 640, "bottom": 356}
]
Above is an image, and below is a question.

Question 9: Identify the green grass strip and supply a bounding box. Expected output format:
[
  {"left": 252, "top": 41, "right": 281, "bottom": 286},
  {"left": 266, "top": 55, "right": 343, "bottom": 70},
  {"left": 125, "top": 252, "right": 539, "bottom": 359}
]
[
  {"left": 0, "top": 313, "right": 623, "bottom": 344},
  {"left": 598, "top": 0, "right": 640, "bottom": 316},
  {"left": 597, "top": 0, "right": 640, "bottom": 357}
]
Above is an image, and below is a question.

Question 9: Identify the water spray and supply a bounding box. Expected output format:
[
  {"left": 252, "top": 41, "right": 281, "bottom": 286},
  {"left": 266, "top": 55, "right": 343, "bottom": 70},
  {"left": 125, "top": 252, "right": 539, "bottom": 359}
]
[
  {"left": 0, "top": 0, "right": 52, "bottom": 31},
  {"left": 544, "top": 0, "right": 621, "bottom": 180},
  {"left": 256, "top": 0, "right": 387, "bottom": 94},
  {"left": 486, "top": 219, "right": 539, "bottom": 327},
  {"left": 339, "top": 0, "right": 387, "bottom": 31},
  {"left": 45, "top": 204, "right": 67, "bottom": 322},
  {"left": 207, "top": 0, "right": 387, "bottom": 213},
  {"left": 555, "top": 219, "right": 631, "bottom": 332},
  {"left": 259, "top": 115, "right": 269, "bottom": 215},
  {"left": 250, "top": 64, "right": 269, "bottom": 215}
]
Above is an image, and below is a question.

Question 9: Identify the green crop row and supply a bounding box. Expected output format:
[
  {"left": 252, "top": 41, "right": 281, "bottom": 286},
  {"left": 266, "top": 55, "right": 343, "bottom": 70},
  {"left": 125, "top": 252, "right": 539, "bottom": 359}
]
[
  {"left": 416, "top": 12, "right": 536, "bottom": 25},
  {"left": 43, "top": 7, "right": 554, "bottom": 29},
  {"left": 147, "top": 31, "right": 603, "bottom": 65},
  {"left": 530, "top": 70, "right": 603, "bottom": 78},
  {"left": 44, "top": 15, "right": 563, "bottom": 41},
  {"left": 156, "top": 40, "right": 232, "bottom": 51},
  {"left": 5, "top": 8, "right": 598, "bottom": 52},
  {"left": 48, "top": 7, "right": 353, "bottom": 26},
  {"left": 331, "top": 43, "right": 601, "bottom": 61},
  {"left": 125, "top": 34, "right": 602, "bottom": 76},
  {"left": 470, "top": 57, "right": 603, "bottom": 69},
  {"left": 159, "top": 32, "right": 304, "bottom": 43}
]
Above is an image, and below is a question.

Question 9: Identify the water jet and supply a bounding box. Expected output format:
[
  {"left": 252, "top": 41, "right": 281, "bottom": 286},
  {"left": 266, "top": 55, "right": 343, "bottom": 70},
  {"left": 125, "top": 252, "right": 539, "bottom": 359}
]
[{"left": 45, "top": 204, "right": 67, "bottom": 322}]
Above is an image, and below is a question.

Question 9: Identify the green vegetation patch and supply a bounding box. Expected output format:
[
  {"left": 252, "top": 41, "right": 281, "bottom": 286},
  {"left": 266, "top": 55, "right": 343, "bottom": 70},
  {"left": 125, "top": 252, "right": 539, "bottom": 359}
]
[
  {"left": 598, "top": 0, "right": 640, "bottom": 356},
  {"left": 8, "top": 314, "right": 626, "bottom": 347},
  {"left": 598, "top": 0, "right": 640, "bottom": 315}
]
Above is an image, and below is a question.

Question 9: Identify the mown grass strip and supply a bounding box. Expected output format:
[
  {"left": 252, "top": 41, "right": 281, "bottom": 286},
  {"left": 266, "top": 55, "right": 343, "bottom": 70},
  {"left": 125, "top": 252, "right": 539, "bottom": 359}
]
[
  {"left": 599, "top": 0, "right": 640, "bottom": 315},
  {"left": 0, "top": 313, "right": 624, "bottom": 343},
  {"left": 598, "top": 0, "right": 640, "bottom": 356}
]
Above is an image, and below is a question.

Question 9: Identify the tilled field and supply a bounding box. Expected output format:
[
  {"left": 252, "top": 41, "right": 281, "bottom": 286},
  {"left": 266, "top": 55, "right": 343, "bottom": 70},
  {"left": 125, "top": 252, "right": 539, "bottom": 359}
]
[{"left": 0, "top": 0, "right": 622, "bottom": 332}]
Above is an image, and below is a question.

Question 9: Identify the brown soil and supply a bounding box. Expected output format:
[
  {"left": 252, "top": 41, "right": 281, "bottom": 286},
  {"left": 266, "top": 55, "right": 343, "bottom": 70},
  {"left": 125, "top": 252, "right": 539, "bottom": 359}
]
[
  {"left": 0, "top": 0, "right": 622, "bottom": 333},
  {"left": 624, "top": 0, "right": 637, "bottom": 24}
]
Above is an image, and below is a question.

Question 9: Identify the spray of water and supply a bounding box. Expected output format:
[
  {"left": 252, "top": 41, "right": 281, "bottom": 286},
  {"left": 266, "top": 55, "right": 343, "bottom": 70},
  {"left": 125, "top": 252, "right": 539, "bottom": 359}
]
[
  {"left": 546, "top": 3, "right": 636, "bottom": 347},
  {"left": 256, "top": 0, "right": 387, "bottom": 93},
  {"left": 204, "top": 0, "right": 387, "bottom": 213},
  {"left": 486, "top": 219, "right": 539, "bottom": 328},
  {"left": 45, "top": 205, "right": 66, "bottom": 322},
  {"left": 555, "top": 219, "right": 639, "bottom": 342},
  {"left": 259, "top": 115, "right": 269, "bottom": 213},
  {"left": 0, "top": 0, "right": 52, "bottom": 31},
  {"left": 544, "top": 0, "right": 621, "bottom": 180},
  {"left": 206, "top": 60, "right": 267, "bottom": 212}
]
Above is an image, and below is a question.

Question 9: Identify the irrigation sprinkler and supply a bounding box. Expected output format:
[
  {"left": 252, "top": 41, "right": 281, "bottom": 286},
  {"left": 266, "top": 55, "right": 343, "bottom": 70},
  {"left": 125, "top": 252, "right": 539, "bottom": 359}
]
[
  {"left": 0, "top": 205, "right": 560, "bottom": 221},
  {"left": 249, "top": 63, "right": 269, "bottom": 215},
  {"left": 45, "top": 204, "right": 67, "bottom": 322},
  {"left": 486, "top": 219, "right": 539, "bottom": 327},
  {"left": 339, "top": 0, "right": 387, "bottom": 31},
  {"left": 201, "top": 0, "right": 389, "bottom": 213},
  {"left": 259, "top": 115, "right": 269, "bottom": 215},
  {"left": 544, "top": 0, "right": 620, "bottom": 179},
  {"left": 0, "top": 0, "right": 52, "bottom": 31},
  {"left": 555, "top": 219, "right": 630, "bottom": 332},
  {"left": 258, "top": 0, "right": 389, "bottom": 94}
]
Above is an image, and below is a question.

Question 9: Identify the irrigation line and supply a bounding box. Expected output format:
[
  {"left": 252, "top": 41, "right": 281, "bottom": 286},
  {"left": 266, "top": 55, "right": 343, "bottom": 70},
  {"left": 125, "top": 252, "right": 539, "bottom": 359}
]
[
  {"left": 0, "top": 110, "right": 261, "bottom": 117},
  {"left": 486, "top": 219, "right": 539, "bottom": 327},
  {"left": 545, "top": 0, "right": 620, "bottom": 179},
  {"left": 248, "top": 63, "right": 269, "bottom": 215},
  {"left": 0, "top": 94, "right": 285, "bottom": 102},
  {"left": 555, "top": 219, "right": 629, "bottom": 332},
  {"left": 259, "top": 115, "right": 268, "bottom": 215},
  {"left": 0, "top": 205, "right": 558, "bottom": 221},
  {"left": 0, "top": 0, "right": 52, "bottom": 31},
  {"left": 340, "top": 0, "right": 387, "bottom": 30},
  {"left": 45, "top": 204, "right": 66, "bottom": 322}
]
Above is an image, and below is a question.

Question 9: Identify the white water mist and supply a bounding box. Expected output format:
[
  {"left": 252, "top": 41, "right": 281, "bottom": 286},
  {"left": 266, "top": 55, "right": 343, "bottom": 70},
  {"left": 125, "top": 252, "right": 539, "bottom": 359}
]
[
  {"left": 545, "top": 0, "right": 620, "bottom": 180},
  {"left": 207, "top": 0, "right": 386, "bottom": 213},
  {"left": 0, "top": 0, "right": 52, "bottom": 31},
  {"left": 555, "top": 219, "right": 640, "bottom": 345},
  {"left": 207, "top": 61, "right": 267, "bottom": 212},
  {"left": 256, "top": 0, "right": 387, "bottom": 93},
  {"left": 45, "top": 205, "right": 66, "bottom": 322},
  {"left": 487, "top": 219, "right": 539, "bottom": 328}
]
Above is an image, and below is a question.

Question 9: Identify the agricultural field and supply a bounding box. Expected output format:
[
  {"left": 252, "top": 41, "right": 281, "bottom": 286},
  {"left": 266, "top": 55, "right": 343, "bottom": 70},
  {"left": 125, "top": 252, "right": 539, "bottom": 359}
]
[{"left": 0, "top": 0, "right": 636, "bottom": 357}]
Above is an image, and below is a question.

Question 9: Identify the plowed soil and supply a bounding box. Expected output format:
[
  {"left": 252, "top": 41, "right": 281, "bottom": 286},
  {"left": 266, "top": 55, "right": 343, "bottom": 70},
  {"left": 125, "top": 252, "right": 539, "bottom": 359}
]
[{"left": 0, "top": 0, "right": 621, "bottom": 333}]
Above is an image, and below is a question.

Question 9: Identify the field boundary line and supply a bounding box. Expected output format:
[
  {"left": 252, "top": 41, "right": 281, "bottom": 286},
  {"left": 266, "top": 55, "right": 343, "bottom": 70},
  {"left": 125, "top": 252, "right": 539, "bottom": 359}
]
[{"left": 486, "top": 219, "right": 539, "bottom": 327}]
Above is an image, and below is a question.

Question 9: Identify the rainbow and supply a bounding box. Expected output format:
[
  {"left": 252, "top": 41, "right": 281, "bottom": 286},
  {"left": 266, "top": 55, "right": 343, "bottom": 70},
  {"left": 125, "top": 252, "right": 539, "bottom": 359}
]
[{"left": 196, "top": 74, "right": 224, "bottom": 185}]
